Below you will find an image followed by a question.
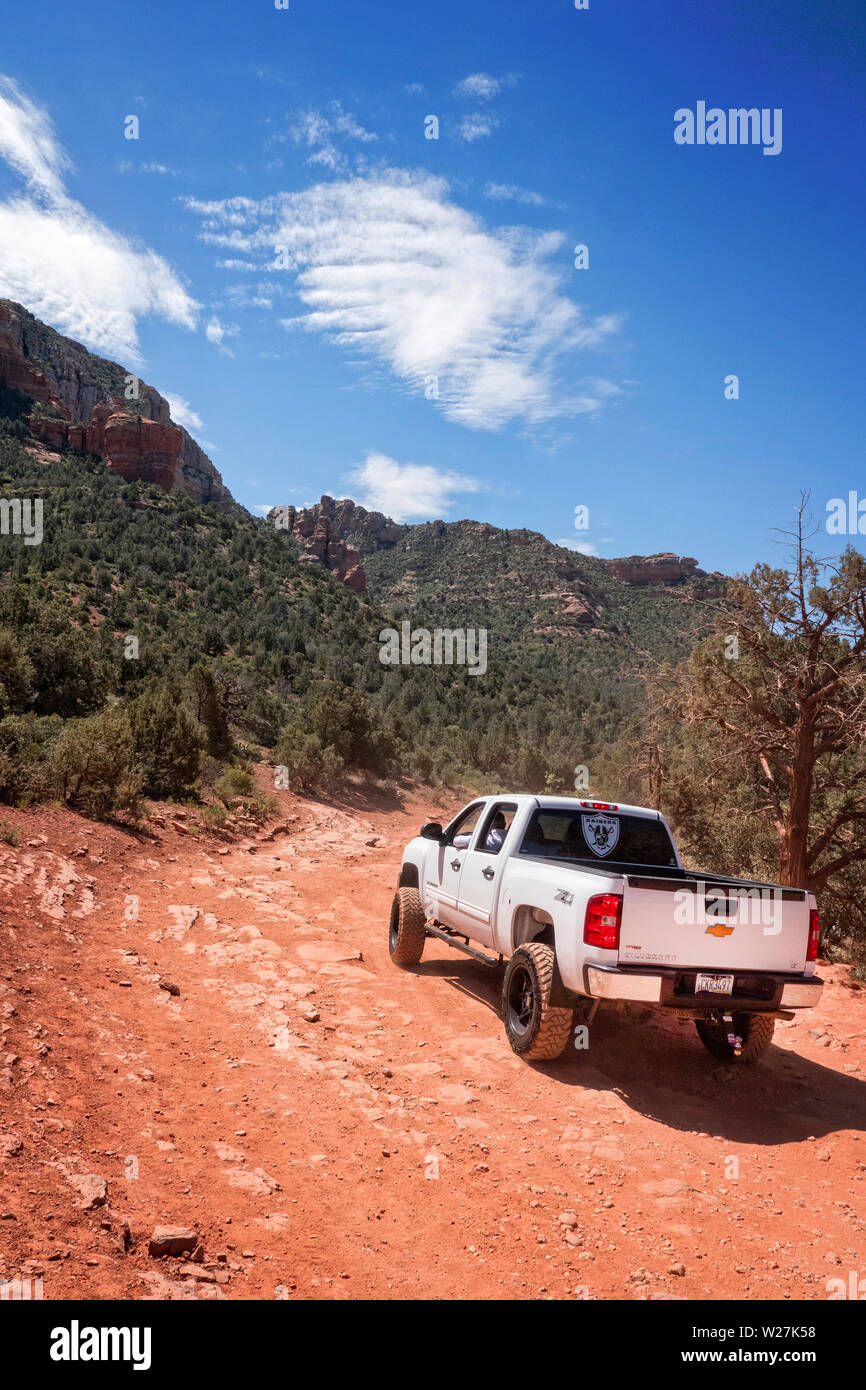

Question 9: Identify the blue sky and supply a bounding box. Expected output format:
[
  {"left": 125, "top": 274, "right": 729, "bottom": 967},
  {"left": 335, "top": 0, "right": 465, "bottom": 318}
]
[{"left": 0, "top": 0, "right": 863, "bottom": 573}]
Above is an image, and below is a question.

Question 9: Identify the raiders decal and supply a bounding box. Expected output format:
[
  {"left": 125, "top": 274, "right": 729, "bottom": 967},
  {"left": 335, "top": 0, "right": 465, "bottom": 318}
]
[{"left": 582, "top": 813, "right": 620, "bottom": 858}]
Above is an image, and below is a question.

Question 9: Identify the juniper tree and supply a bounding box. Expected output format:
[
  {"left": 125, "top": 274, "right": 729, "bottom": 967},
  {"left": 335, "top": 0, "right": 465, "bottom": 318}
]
[{"left": 652, "top": 499, "right": 866, "bottom": 889}]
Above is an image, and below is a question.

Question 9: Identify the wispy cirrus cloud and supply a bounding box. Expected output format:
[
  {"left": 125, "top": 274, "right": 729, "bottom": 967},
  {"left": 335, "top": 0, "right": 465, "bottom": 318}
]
[
  {"left": 453, "top": 72, "right": 519, "bottom": 102},
  {"left": 162, "top": 392, "right": 203, "bottom": 432},
  {"left": 484, "top": 181, "right": 563, "bottom": 209},
  {"left": 347, "top": 451, "right": 483, "bottom": 522},
  {"left": 116, "top": 160, "right": 178, "bottom": 177},
  {"left": 0, "top": 76, "right": 198, "bottom": 363},
  {"left": 555, "top": 538, "right": 599, "bottom": 556},
  {"left": 280, "top": 101, "right": 378, "bottom": 173},
  {"left": 456, "top": 113, "right": 500, "bottom": 143},
  {"left": 185, "top": 169, "right": 621, "bottom": 431},
  {"left": 205, "top": 314, "right": 239, "bottom": 353}
]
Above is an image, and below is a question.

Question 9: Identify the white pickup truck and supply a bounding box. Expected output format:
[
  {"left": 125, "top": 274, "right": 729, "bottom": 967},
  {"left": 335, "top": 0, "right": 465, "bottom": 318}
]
[{"left": 389, "top": 794, "right": 822, "bottom": 1064}]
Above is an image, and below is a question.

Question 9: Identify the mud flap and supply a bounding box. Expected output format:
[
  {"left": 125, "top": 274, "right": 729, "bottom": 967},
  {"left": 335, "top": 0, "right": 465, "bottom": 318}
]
[{"left": 548, "top": 953, "right": 578, "bottom": 1009}]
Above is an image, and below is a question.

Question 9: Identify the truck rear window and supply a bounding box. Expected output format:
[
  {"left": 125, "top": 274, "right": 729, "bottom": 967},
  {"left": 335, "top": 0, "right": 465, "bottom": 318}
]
[{"left": 518, "top": 809, "right": 678, "bottom": 868}]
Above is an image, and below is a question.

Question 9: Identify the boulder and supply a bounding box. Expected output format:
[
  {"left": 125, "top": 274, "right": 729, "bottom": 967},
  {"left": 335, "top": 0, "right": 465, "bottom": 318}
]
[{"left": 148, "top": 1226, "right": 199, "bottom": 1258}]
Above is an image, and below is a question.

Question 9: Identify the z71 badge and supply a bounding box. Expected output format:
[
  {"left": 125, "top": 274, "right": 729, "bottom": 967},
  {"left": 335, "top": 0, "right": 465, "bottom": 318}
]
[{"left": 554, "top": 888, "right": 574, "bottom": 906}]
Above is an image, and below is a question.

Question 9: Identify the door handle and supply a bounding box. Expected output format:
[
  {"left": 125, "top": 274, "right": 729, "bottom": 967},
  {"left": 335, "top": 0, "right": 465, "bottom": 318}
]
[
  {"left": 482, "top": 866, "right": 495, "bottom": 880},
  {"left": 450, "top": 859, "right": 461, "bottom": 871}
]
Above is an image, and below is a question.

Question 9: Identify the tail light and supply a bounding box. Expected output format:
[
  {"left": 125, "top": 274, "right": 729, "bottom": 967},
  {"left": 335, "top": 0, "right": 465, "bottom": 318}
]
[
  {"left": 584, "top": 893, "right": 622, "bottom": 950},
  {"left": 807, "top": 908, "right": 820, "bottom": 962},
  {"left": 580, "top": 801, "right": 619, "bottom": 811}
]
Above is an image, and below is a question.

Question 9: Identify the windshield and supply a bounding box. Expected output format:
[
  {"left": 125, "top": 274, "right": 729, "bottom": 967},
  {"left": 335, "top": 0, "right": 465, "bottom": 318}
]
[{"left": 518, "top": 808, "right": 678, "bottom": 868}]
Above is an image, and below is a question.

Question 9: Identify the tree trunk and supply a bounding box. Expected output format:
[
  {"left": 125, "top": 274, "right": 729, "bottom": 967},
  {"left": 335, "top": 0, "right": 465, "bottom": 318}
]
[{"left": 779, "top": 721, "right": 814, "bottom": 887}]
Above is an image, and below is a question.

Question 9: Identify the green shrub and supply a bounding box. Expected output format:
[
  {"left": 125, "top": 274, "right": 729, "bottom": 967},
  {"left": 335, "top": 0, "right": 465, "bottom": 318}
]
[
  {"left": 46, "top": 707, "right": 139, "bottom": 817},
  {"left": 200, "top": 803, "right": 229, "bottom": 834},
  {"left": 215, "top": 765, "right": 257, "bottom": 806},
  {"left": 0, "top": 713, "right": 63, "bottom": 804},
  {"left": 274, "top": 730, "right": 344, "bottom": 791},
  {"left": 129, "top": 682, "right": 204, "bottom": 798},
  {"left": 0, "top": 819, "right": 20, "bottom": 846},
  {"left": 0, "top": 628, "right": 34, "bottom": 716}
]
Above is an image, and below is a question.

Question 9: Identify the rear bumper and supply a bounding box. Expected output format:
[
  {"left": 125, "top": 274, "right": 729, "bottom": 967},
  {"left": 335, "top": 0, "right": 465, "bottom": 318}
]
[
  {"left": 779, "top": 977, "right": 824, "bottom": 1008},
  {"left": 584, "top": 963, "right": 823, "bottom": 1011},
  {"left": 586, "top": 965, "right": 665, "bottom": 1003}
]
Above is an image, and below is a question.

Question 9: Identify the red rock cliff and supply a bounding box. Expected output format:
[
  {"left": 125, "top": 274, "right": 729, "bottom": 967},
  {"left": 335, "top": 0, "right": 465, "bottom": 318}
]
[
  {"left": 29, "top": 403, "right": 184, "bottom": 491},
  {"left": 0, "top": 299, "right": 231, "bottom": 507},
  {"left": 602, "top": 553, "right": 705, "bottom": 585},
  {"left": 267, "top": 496, "right": 369, "bottom": 593}
]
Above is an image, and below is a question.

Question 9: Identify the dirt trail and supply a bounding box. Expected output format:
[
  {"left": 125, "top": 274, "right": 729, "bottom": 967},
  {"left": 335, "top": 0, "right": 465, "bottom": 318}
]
[{"left": 1, "top": 785, "right": 865, "bottom": 1301}]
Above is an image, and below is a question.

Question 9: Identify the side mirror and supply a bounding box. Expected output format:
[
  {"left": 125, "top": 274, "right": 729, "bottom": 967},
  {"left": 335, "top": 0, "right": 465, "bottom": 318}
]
[{"left": 420, "top": 821, "right": 444, "bottom": 842}]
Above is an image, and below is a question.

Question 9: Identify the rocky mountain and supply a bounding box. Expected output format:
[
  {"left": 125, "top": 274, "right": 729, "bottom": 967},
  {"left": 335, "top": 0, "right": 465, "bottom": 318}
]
[
  {"left": 602, "top": 553, "right": 706, "bottom": 585},
  {"left": 266, "top": 498, "right": 367, "bottom": 593},
  {"left": 273, "top": 497, "right": 725, "bottom": 626},
  {"left": 269, "top": 496, "right": 401, "bottom": 556},
  {"left": 0, "top": 300, "right": 231, "bottom": 508},
  {"left": 0, "top": 303, "right": 732, "bottom": 803}
]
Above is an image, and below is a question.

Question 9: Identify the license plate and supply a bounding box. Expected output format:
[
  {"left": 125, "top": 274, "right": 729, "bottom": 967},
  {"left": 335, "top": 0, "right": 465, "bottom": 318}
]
[{"left": 695, "top": 972, "right": 734, "bottom": 995}]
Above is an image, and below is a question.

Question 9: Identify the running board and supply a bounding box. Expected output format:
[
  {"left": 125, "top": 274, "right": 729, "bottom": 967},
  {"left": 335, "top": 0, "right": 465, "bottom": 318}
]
[{"left": 424, "top": 921, "right": 502, "bottom": 968}]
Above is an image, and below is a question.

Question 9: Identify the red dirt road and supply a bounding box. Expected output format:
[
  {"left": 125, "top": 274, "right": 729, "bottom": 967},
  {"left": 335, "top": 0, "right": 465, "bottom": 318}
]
[{"left": 1, "top": 786, "right": 865, "bottom": 1301}]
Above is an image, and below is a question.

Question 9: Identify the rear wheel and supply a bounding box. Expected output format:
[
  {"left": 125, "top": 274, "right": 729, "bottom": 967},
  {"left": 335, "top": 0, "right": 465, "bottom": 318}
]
[
  {"left": 695, "top": 1011, "right": 775, "bottom": 1063},
  {"left": 388, "top": 887, "right": 426, "bottom": 967},
  {"left": 502, "top": 942, "right": 574, "bottom": 1061}
]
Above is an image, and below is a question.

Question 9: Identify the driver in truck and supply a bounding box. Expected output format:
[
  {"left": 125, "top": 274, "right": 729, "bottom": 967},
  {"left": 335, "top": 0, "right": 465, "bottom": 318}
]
[{"left": 484, "top": 811, "right": 508, "bottom": 852}]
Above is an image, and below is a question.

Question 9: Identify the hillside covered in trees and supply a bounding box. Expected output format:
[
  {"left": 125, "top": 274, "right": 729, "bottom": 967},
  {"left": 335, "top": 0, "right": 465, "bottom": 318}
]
[
  {"left": 0, "top": 395, "right": 711, "bottom": 815},
  {"left": 3, "top": 307, "right": 865, "bottom": 974}
]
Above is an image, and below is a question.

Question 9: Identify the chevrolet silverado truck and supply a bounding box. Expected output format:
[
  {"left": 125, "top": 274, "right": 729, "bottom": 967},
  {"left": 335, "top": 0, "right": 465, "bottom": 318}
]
[{"left": 388, "top": 794, "right": 822, "bottom": 1063}]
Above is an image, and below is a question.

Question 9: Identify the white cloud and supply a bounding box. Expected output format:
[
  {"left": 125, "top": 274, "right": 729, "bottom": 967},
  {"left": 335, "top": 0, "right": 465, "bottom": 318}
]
[
  {"left": 0, "top": 75, "right": 198, "bottom": 363},
  {"left": 457, "top": 113, "right": 499, "bottom": 143},
  {"left": 484, "top": 181, "right": 561, "bottom": 209},
  {"left": 225, "top": 282, "right": 278, "bottom": 309},
  {"left": 163, "top": 392, "right": 203, "bottom": 432},
  {"left": 285, "top": 101, "right": 378, "bottom": 173},
  {"left": 348, "top": 451, "right": 482, "bottom": 522},
  {"left": 205, "top": 315, "right": 239, "bottom": 352},
  {"left": 185, "top": 170, "right": 621, "bottom": 430},
  {"left": 0, "top": 76, "right": 69, "bottom": 199},
  {"left": 453, "top": 73, "right": 519, "bottom": 102},
  {"left": 116, "top": 160, "right": 177, "bottom": 177},
  {"left": 555, "top": 538, "right": 599, "bottom": 556}
]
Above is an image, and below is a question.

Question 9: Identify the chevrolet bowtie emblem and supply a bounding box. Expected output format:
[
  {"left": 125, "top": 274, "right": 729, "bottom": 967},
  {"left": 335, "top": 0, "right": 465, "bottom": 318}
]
[{"left": 705, "top": 923, "right": 735, "bottom": 937}]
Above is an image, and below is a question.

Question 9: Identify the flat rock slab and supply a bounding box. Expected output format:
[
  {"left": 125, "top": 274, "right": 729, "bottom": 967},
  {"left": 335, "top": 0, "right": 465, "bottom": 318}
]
[
  {"left": 148, "top": 1226, "right": 199, "bottom": 1259},
  {"left": 68, "top": 1174, "right": 108, "bottom": 1210}
]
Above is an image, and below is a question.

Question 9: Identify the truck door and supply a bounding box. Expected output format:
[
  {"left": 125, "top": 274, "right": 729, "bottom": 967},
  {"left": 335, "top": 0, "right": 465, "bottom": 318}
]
[
  {"left": 454, "top": 802, "right": 518, "bottom": 948},
  {"left": 429, "top": 801, "right": 486, "bottom": 928}
]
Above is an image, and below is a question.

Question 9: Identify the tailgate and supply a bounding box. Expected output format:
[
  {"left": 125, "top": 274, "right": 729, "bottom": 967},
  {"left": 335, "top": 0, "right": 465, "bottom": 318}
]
[{"left": 619, "top": 875, "right": 811, "bottom": 973}]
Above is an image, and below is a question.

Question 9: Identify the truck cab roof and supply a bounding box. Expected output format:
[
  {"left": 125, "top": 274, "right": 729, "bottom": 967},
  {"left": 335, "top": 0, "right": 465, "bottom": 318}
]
[{"left": 490, "top": 794, "right": 662, "bottom": 820}]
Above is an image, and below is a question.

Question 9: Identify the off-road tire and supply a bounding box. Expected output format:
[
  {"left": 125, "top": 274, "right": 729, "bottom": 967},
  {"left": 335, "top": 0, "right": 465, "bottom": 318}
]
[
  {"left": 695, "top": 1011, "right": 775, "bottom": 1063},
  {"left": 388, "top": 888, "right": 426, "bottom": 967},
  {"left": 502, "top": 941, "right": 574, "bottom": 1061}
]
